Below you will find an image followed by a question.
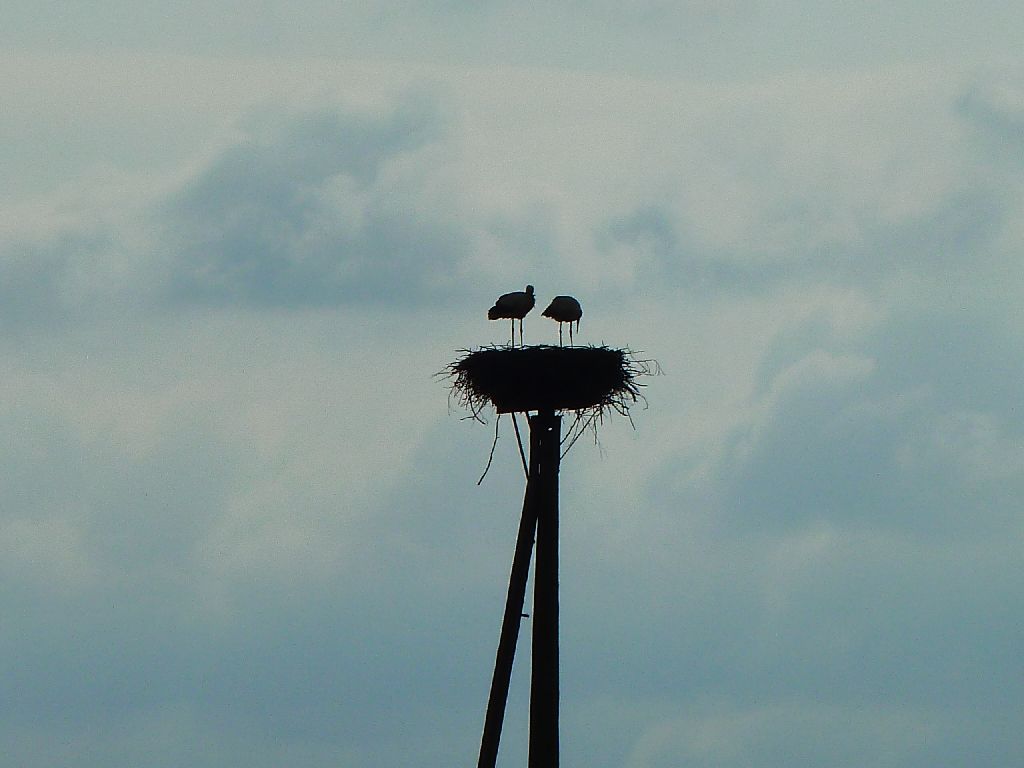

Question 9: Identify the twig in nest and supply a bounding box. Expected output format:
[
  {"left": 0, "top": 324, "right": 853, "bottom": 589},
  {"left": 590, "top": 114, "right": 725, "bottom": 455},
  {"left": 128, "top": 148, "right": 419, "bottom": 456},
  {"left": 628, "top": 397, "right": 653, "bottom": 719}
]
[{"left": 560, "top": 409, "right": 602, "bottom": 459}]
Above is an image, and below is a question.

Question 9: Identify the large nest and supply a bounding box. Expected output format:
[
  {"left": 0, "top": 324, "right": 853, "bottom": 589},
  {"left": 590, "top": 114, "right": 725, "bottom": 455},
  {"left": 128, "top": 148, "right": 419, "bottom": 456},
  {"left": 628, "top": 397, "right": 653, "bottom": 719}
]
[{"left": 445, "top": 344, "right": 654, "bottom": 420}]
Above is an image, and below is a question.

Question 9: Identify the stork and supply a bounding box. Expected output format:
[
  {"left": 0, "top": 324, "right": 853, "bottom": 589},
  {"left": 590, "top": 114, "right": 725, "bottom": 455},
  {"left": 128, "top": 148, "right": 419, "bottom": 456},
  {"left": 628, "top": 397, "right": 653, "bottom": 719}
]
[
  {"left": 542, "top": 295, "right": 583, "bottom": 347},
  {"left": 488, "top": 285, "right": 535, "bottom": 347}
]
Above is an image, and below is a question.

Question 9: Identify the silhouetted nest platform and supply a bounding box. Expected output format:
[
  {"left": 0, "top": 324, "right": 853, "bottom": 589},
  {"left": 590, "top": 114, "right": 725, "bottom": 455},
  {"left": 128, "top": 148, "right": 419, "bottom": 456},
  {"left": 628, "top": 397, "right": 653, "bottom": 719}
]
[{"left": 445, "top": 345, "right": 655, "bottom": 421}]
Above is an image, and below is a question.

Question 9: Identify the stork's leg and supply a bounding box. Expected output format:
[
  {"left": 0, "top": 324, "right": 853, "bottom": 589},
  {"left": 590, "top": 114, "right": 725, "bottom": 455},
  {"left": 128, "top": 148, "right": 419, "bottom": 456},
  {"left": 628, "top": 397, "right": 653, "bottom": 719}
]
[
  {"left": 510, "top": 319, "right": 515, "bottom": 347},
  {"left": 568, "top": 322, "right": 573, "bottom": 347},
  {"left": 558, "top": 323, "right": 563, "bottom": 347},
  {"left": 518, "top": 319, "right": 524, "bottom": 347}
]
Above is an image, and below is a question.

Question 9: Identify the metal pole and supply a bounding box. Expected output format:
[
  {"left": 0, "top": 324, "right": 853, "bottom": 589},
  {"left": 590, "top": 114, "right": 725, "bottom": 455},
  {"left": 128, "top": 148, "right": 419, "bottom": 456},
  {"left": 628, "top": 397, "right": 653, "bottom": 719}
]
[{"left": 529, "top": 411, "right": 560, "bottom": 768}]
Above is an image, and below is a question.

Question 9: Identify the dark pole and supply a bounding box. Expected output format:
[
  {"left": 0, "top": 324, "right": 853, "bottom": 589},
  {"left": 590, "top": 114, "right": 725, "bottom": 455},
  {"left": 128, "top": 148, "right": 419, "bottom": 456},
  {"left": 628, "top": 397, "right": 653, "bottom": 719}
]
[
  {"left": 477, "top": 458, "right": 539, "bottom": 768},
  {"left": 529, "top": 410, "right": 561, "bottom": 768}
]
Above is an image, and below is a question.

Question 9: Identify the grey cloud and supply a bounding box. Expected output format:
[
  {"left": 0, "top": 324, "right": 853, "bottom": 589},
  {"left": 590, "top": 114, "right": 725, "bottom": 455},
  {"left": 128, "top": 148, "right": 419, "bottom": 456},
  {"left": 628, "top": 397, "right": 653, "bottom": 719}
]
[
  {"left": 0, "top": 229, "right": 120, "bottom": 326},
  {"left": 162, "top": 94, "right": 471, "bottom": 309},
  {"left": 598, "top": 204, "right": 787, "bottom": 294},
  {"left": 0, "top": 390, "right": 522, "bottom": 766},
  {"left": 599, "top": 294, "right": 1024, "bottom": 762},
  {"left": 590, "top": 76, "right": 1022, "bottom": 304},
  {"left": 599, "top": 181, "right": 1009, "bottom": 299},
  {"left": 621, "top": 703, "right": 1023, "bottom": 768},
  {"left": 0, "top": 91, "right": 525, "bottom": 326},
  {"left": 0, "top": 403, "right": 234, "bottom": 581},
  {"left": 665, "top": 302, "right": 1024, "bottom": 538},
  {"left": 0, "top": 406, "right": 237, "bottom": 720},
  {"left": 957, "top": 80, "right": 1024, "bottom": 160},
  {"left": 5, "top": 0, "right": 1023, "bottom": 82}
]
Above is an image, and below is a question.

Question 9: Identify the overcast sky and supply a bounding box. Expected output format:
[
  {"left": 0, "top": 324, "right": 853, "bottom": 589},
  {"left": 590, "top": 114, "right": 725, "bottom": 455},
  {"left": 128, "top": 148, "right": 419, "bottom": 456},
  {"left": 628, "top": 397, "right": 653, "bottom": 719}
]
[{"left": 3, "top": 3, "right": 1023, "bottom": 767}]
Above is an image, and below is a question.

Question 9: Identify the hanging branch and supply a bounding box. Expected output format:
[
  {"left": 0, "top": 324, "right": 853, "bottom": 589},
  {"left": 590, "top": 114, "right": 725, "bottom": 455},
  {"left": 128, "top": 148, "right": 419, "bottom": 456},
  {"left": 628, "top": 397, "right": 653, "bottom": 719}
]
[{"left": 477, "top": 414, "right": 503, "bottom": 485}]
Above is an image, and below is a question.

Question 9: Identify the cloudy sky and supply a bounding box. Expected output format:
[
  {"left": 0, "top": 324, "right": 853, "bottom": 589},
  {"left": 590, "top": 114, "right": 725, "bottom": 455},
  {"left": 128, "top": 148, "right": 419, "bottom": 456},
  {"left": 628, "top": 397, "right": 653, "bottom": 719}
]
[{"left": 3, "top": 3, "right": 1023, "bottom": 766}]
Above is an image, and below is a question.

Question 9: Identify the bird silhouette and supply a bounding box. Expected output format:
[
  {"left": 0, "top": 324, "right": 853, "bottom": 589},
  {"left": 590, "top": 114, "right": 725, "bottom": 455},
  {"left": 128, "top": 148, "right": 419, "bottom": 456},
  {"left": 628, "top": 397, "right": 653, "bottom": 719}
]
[
  {"left": 542, "top": 295, "right": 582, "bottom": 347},
  {"left": 488, "top": 285, "right": 536, "bottom": 347}
]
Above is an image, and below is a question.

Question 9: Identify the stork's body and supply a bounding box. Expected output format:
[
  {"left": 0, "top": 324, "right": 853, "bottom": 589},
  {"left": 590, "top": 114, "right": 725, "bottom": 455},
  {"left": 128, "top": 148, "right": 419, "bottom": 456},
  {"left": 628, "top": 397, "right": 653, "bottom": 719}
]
[
  {"left": 489, "top": 285, "right": 535, "bottom": 347},
  {"left": 542, "top": 295, "right": 583, "bottom": 346}
]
